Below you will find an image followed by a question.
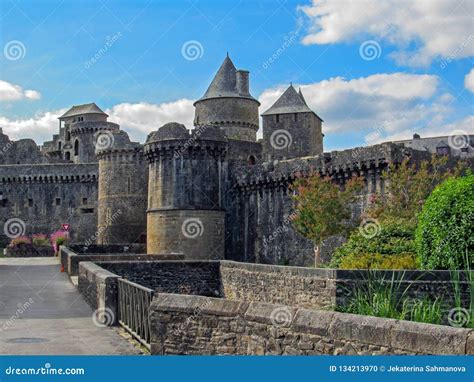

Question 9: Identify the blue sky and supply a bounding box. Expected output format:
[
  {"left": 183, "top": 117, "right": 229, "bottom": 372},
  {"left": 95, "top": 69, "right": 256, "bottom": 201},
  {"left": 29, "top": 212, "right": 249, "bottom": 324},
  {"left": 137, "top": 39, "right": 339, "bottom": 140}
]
[{"left": 0, "top": 0, "right": 473, "bottom": 150}]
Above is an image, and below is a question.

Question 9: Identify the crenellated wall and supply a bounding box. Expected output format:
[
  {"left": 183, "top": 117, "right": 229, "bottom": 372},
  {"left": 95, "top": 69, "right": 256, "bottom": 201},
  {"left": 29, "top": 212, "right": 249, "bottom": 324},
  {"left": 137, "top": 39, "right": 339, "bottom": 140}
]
[
  {"left": 0, "top": 163, "right": 99, "bottom": 246},
  {"left": 227, "top": 143, "right": 431, "bottom": 266}
]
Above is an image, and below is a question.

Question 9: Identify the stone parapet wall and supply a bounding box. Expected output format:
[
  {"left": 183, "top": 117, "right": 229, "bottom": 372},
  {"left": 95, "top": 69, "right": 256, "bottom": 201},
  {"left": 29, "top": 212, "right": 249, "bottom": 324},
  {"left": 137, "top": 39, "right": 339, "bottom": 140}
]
[
  {"left": 220, "top": 261, "right": 336, "bottom": 309},
  {"left": 150, "top": 293, "right": 473, "bottom": 355},
  {"left": 77, "top": 261, "right": 120, "bottom": 324},
  {"left": 4, "top": 244, "right": 54, "bottom": 257}
]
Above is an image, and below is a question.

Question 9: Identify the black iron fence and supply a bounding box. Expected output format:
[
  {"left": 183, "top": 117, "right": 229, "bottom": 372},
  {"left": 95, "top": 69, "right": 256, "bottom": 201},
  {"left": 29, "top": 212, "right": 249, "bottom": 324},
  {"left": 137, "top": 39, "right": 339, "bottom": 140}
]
[{"left": 117, "top": 278, "right": 154, "bottom": 349}]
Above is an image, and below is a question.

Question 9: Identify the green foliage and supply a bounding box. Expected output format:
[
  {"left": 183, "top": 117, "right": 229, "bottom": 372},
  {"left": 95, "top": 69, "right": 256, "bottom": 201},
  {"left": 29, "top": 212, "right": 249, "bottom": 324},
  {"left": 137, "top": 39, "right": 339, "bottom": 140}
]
[
  {"left": 330, "top": 219, "right": 418, "bottom": 269},
  {"left": 290, "top": 172, "right": 364, "bottom": 246},
  {"left": 338, "top": 272, "right": 442, "bottom": 325},
  {"left": 415, "top": 174, "right": 474, "bottom": 270},
  {"left": 8, "top": 236, "right": 31, "bottom": 247},
  {"left": 371, "top": 155, "right": 466, "bottom": 223},
  {"left": 32, "top": 234, "right": 49, "bottom": 246}
]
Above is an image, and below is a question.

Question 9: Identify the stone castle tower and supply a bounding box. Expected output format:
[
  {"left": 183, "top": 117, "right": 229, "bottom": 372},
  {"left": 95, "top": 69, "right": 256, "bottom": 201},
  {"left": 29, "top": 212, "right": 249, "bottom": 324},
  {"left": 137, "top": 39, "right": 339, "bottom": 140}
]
[
  {"left": 144, "top": 123, "right": 227, "bottom": 258},
  {"left": 96, "top": 130, "right": 148, "bottom": 244},
  {"left": 193, "top": 54, "right": 260, "bottom": 143},
  {"left": 262, "top": 84, "right": 323, "bottom": 161},
  {"left": 58, "top": 103, "right": 119, "bottom": 163}
]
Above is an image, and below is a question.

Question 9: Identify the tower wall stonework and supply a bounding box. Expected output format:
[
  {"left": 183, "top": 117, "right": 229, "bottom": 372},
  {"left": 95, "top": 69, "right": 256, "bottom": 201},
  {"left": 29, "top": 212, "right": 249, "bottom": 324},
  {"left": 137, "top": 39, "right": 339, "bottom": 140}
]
[
  {"left": 96, "top": 134, "right": 148, "bottom": 245},
  {"left": 194, "top": 98, "right": 259, "bottom": 141},
  {"left": 144, "top": 124, "right": 227, "bottom": 259}
]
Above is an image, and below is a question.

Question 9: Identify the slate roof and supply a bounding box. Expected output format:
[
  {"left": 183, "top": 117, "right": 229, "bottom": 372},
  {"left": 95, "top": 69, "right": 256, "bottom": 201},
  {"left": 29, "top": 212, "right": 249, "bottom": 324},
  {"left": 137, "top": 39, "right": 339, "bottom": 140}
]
[
  {"left": 195, "top": 55, "right": 258, "bottom": 103},
  {"left": 59, "top": 103, "right": 108, "bottom": 119},
  {"left": 262, "top": 85, "right": 322, "bottom": 121}
]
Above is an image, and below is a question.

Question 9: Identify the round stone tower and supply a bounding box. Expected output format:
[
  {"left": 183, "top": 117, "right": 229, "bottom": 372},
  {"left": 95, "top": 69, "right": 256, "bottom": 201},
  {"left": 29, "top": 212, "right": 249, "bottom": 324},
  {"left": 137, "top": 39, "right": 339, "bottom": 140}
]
[
  {"left": 193, "top": 55, "right": 260, "bottom": 142},
  {"left": 96, "top": 130, "right": 148, "bottom": 244},
  {"left": 144, "top": 122, "right": 227, "bottom": 259}
]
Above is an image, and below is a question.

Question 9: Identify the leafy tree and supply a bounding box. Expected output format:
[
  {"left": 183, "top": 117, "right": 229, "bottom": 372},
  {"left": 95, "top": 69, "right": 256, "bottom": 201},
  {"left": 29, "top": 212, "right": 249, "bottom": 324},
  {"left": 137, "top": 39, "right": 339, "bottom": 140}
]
[
  {"left": 369, "top": 155, "right": 466, "bottom": 222},
  {"left": 415, "top": 174, "right": 474, "bottom": 269},
  {"left": 289, "top": 172, "right": 364, "bottom": 266}
]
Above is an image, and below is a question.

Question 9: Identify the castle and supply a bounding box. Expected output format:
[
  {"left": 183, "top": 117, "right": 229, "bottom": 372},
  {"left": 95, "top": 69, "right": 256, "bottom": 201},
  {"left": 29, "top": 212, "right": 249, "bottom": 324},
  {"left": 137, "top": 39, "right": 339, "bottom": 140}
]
[{"left": 1, "top": 56, "right": 472, "bottom": 266}]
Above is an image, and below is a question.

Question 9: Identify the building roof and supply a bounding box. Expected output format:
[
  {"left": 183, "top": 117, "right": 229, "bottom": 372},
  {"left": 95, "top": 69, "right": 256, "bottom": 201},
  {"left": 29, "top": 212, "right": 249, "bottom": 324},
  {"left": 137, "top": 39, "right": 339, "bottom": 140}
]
[
  {"left": 261, "top": 85, "right": 322, "bottom": 120},
  {"left": 195, "top": 55, "right": 258, "bottom": 103},
  {"left": 59, "top": 103, "right": 108, "bottom": 119}
]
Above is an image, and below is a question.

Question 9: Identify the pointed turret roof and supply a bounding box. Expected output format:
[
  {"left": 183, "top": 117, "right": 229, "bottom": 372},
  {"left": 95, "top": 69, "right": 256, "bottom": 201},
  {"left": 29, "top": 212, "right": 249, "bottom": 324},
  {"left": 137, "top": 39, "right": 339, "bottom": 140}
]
[
  {"left": 59, "top": 103, "right": 108, "bottom": 119},
  {"left": 195, "top": 55, "right": 258, "bottom": 103},
  {"left": 262, "top": 85, "right": 322, "bottom": 120}
]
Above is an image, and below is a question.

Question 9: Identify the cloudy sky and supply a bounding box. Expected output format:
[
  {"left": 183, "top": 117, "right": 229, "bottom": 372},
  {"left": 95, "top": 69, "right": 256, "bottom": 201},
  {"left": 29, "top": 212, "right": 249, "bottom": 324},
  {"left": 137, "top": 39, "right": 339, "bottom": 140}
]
[{"left": 0, "top": 0, "right": 473, "bottom": 150}]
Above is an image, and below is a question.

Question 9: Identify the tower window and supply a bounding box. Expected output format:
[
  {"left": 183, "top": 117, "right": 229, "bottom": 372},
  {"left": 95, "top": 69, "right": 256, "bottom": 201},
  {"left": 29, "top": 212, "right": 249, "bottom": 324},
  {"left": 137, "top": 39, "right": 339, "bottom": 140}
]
[
  {"left": 55, "top": 198, "right": 61, "bottom": 206},
  {"left": 294, "top": 113, "right": 298, "bottom": 122},
  {"left": 74, "top": 140, "right": 79, "bottom": 156},
  {"left": 2, "top": 199, "right": 8, "bottom": 207},
  {"left": 66, "top": 131, "right": 71, "bottom": 141},
  {"left": 276, "top": 114, "right": 280, "bottom": 123},
  {"left": 248, "top": 155, "right": 256, "bottom": 166},
  {"left": 82, "top": 198, "right": 88, "bottom": 205},
  {"left": 28, "top": 199, "right": 33, "bottom": 207},
  {"left": 65, "top": 152, "right": 71, "bottom": 161},
  {"left": 58, "top": 141, "right": 62, "bottom": 151}
]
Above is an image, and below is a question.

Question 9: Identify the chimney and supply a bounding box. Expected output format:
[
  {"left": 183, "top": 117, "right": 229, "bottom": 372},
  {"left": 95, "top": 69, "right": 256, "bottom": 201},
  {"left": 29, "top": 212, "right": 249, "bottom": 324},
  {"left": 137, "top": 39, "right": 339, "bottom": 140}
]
[
  {"left": 236, "top": 70, "right": 249, "bottom": 96},
  {"left": 413, "top": 133, "right": 420, "bottom": 139}
]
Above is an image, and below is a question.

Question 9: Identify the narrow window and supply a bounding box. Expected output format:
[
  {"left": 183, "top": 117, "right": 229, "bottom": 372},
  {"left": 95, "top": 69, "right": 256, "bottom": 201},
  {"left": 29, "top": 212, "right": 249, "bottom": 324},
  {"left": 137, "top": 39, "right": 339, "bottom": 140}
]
[
  {"left": 65, "top": 152, "right": 71, "bottom": 161},
  {"left": 2, "top": 199, "right": 8, "bottom": 207},
  {"left": 74, "top": 140, "right": 79, "bottom": 156},
  {"left": 294, "top": 113, "right": 298, "bottom": 122},
  {"left": 127, "top": 177, "right": 131, "bottom": 193},
  {"left": 276, "top": 114, "right": 280, "bottom": 123},
  {"left": 82, "top": 197, "right": 88, "bottom": 205},
  {"left": 28, "top": 199, "right": 33, "bottom": 207},
  {"left": 55, "top": 198, "right": 61, "bottom": 206}
]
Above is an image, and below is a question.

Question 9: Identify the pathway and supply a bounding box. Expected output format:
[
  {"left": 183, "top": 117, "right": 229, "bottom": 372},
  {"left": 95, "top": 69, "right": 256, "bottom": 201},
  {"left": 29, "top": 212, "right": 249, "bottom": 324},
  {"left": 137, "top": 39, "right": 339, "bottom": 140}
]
[{"left": 0, "top": 257, "right": 142, "bottom": 355}]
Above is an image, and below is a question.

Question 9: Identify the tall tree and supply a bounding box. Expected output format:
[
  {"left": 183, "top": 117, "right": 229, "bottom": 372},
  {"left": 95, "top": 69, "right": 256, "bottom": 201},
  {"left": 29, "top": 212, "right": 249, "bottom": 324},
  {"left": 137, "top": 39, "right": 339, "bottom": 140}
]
[{"left": 289, "top": 172, "right": 364, "bottom": 266}]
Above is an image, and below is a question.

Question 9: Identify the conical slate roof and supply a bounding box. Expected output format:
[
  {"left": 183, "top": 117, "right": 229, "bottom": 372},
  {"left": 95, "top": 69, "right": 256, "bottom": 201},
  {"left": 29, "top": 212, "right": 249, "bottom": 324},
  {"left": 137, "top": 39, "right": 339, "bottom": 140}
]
[
  {"left": 196, "top": 55, "right": 258, "bottom": 102},
  {"left": 59, "top": 103, "right": 108, "bottom": 119},
  {"left": 262, "top": 85, "right": 321, "bottom": 120}
]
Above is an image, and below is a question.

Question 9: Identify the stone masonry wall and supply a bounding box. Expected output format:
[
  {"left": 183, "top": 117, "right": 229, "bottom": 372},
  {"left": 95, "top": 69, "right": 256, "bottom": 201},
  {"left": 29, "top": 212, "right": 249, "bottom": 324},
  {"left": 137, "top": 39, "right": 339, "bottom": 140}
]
[
  {"left": 150, "top": 294, "right": 473, "bottom": 355},
  {"left": 98, "top": 261, "right": 221, "bottom": 297}
]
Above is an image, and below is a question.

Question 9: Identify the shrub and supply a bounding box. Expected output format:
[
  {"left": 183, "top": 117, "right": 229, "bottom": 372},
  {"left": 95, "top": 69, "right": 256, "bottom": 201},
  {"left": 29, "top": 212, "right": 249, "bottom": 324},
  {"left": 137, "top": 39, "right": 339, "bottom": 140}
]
[
  {"left": 50, "top": 230, "right": 69, "bottom": 254},
  {"left": 8, "top": 236, "right": 31, "bottom": 247},
  {"left": 415, "top": 174, "right": 474, "bottom": 269},
  {"left": 330, "top": 219, "right": 419, "bottom": 269},
  {"left": 32, "top": 234, "right": 49, "bottom": 246}
]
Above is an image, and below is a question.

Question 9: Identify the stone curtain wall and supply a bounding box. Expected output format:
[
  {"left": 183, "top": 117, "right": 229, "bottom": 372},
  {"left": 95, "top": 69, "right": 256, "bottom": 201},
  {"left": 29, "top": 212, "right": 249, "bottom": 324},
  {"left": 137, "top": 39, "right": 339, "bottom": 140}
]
[
  {"left": 150, "top": 294, "right": 473, "bottom": 355},
  {"left": 220, "top": 261, "right": 336, "bottom": 309},
  {"left": 99, "top": 261, "right": 221, "bottom": 297},
  {"left": 0, "top": 163, "right": 99, "bottom": 247}
]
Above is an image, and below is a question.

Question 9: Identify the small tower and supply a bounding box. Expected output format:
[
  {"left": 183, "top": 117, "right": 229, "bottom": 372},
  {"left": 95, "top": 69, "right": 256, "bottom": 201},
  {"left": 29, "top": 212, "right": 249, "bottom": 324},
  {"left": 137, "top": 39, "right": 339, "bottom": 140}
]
[
  {"left": 58, "top": 103, "right": 119, "bottom": 163},
  {"left": 262, "top": 85, "right": 323, "bottom": 161},
  {"left": 96, "top": 130, "right": 148, "bottom": 244},
  {"left": 144, "top": 123, "right": 227, "bottom": 259},
  {"left": 194, "top": 55, "right": 260, "bottom": 142}
]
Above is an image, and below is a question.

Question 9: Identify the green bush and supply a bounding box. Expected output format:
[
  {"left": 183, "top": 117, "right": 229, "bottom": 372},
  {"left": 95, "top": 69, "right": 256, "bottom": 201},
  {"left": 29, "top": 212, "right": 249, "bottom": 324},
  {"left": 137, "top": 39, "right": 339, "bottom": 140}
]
[
  {"left": 330, "top": 219, "right": 419, "bottom": 269},
  {"left": 415, "top": 174, "right": 474, "bottom": 269}
]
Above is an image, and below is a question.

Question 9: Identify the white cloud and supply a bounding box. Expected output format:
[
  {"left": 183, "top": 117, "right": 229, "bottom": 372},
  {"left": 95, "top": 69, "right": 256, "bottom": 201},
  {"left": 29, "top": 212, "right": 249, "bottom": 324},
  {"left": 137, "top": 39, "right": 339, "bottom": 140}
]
[
  {"left": 379, "top": 115, "right": 474, "bottom": 142},
  {"left": 464, "top": 68, "right": 474, "bottom": 92},
  {"left": 0, "top": 109, "right": 65, "bottom": 143},
  {"left": 0, "top": 80, "right": 42, "bottom": 101},
  {"left": 299, "top": 0, "right": 474, "bottom": 66},
  {"left": 106, "top": 99, "right": 194, "bottom": 142},
  {"left": 259, "top": 72, "right": 445, "bottom": 136}
]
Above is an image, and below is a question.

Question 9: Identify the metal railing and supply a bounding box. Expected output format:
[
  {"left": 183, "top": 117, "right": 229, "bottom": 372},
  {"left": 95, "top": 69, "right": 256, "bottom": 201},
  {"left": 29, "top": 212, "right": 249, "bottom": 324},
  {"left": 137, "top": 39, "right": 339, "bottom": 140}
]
[{"left": 117, "top": 278, "right": 154, "bottom": 349}]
